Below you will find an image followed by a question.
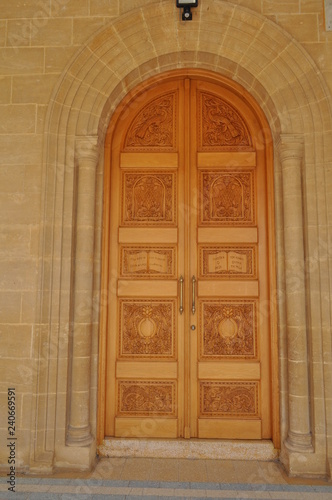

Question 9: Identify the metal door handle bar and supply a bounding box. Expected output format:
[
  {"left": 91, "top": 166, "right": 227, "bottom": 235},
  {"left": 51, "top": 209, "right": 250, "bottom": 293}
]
[
  {"left": 192, "top": 275, "right": 196, "bottom": 314},
  {"left": 179, "top": 276, "right": 184, "bottom": 314}
]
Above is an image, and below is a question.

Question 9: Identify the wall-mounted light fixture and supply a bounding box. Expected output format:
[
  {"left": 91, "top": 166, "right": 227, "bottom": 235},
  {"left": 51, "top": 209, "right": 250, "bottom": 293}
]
[{"left": 176, "top": 0, "right": 198, "bottom": 21}]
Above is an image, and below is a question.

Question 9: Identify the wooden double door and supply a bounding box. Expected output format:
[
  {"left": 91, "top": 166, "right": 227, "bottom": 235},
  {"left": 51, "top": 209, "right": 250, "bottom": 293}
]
[{"left": 103, "top": 74, "right": 274, "bottom": 440}]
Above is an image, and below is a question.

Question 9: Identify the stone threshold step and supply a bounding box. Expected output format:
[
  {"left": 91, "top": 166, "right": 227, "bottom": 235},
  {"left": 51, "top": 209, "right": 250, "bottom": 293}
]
[{"left": 98, "top": 438, "right": 278, "bottom": 461}]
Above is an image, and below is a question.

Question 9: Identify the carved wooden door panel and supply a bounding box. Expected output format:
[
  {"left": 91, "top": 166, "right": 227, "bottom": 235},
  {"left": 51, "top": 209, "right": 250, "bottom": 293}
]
[
  {"left": 105, "top": 80, "right": 186, "bottom": 438},
  {"left": 104, "top": 76, "right": 272, "bottom": 440},
  {"left": 189, "top": 80, "right": 271, "bottom": 439}
]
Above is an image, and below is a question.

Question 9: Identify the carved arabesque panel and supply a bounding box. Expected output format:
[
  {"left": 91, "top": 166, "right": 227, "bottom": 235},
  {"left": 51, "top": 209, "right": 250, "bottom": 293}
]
[
  {"left": 199, "top": 170, "right": 255, "bottom": 226},
  {"left": 119, "top": 299, "right": 176, "bottom": 358},
  {"left": 198, "top": 92, "right": 252, "bottom": 150},
  {"left": 200, "top": 300, "right": 257, "bottom": 359},
  {"left": 120, "top": 245, "right": 176, "bottom": 279},
  {"left": 124, "top": 93, "right": 176, "bottom": 150},
  {"left": 199, "top": 245, "right": 256, "bottom": 279},
  {"left": 122, "top": 171, "right": 176, "bottom": 225},
  {"left": 200, "top": 381, "right": 259, "bottom": 417},
  {"left": 118, "top": 381, "right": 176, "bottom": 417}
]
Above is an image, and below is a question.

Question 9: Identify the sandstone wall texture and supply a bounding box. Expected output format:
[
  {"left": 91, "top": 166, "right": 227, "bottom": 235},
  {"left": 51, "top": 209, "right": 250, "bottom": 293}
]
[{"left": 0, "top": 0, "right": 331, "bottom": 477}]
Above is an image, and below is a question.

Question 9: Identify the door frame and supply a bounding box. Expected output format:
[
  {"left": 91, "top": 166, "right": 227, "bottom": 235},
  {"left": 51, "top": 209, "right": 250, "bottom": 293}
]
[{"left": 97, "top": 68, "right": 279, "bottom": 448}]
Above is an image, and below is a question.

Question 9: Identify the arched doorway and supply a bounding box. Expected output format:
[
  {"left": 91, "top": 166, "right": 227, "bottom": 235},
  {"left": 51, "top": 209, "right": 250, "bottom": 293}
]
[
  {"left": 98, "top": 70, "right": 279, "bottom": 446},
  {"left": 34, "top": 0, "right": 332, "bottom": 475}
]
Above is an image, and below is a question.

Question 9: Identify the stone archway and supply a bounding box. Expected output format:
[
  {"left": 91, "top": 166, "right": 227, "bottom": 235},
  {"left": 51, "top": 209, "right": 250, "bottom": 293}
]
[{"left": 34, "top": 0, "right": 332, "bottom": 477}]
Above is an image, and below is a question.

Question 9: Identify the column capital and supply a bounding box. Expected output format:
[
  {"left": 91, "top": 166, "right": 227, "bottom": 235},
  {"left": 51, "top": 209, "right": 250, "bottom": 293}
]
[
  {"left": 75, "top": 135, "right": 100, "bottom": 163},
  {"left": 278, "top": 134, "right": 304, "bottom": 163}
]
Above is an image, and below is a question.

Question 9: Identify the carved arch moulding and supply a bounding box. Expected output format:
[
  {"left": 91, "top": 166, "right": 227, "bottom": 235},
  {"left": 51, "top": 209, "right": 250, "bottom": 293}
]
[{"left": 34, "top": 0, "right": 332, "bottom": 478}]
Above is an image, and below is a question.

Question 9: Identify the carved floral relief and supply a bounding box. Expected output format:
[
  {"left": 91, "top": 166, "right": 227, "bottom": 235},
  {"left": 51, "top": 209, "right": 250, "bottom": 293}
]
[
  {"left": 200, "top": 300, "right": 257, "bottom": 358},
  {"left": 199, "top": 170, "right": 255, "bottom": 225},
  {"left": 119, "top": 299, "right": 176, "bottom": 358},
  {"left": 124, "top": 93, "right": 176, "bottom": 150},
  {"left": 199, "top": 92, "right": 252, "bottom": 150},
  {"left": 118, "top": 381, "right": 176, "bottom": 416},
  {"left": 200, "top": 381, "right": 258, "bottom": 417},
  {"left": 122, "top": 172, "right": 176, "bottom": 225}
]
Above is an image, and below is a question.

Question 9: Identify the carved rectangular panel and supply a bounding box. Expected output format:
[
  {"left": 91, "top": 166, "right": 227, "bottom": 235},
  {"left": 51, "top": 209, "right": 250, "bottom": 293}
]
[
  {"left": 199, "top": 169, "right": 255, "bottom": 226},
  {"left": 119, "top": 299, "right": 176, "bottom": 359},
  {"left": 117, "top": 380, "right": 177, "bottom": 417},
  {"left": 120, "top": 245, "right": 176, "bottom": 279},
  {"left": 120, "top": 153, "right": 179, "bottom": 168},
  {"left": 199, "top": 245, "right": 256, "bottom": 279},
  {"left": 121, "top": 171, "right": 177, "bottom": 226},
  {"left": 200, "top": 381, "right": 259, "bottom": 417},
  {"left": 199, "top": 300, "right": 257, "bottom": 359}
]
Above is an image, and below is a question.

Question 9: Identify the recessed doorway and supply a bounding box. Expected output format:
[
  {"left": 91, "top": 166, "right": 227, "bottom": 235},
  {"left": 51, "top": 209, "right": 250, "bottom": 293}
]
[{"left": 98, "top": 70, "right": 278, "bottom": 446}]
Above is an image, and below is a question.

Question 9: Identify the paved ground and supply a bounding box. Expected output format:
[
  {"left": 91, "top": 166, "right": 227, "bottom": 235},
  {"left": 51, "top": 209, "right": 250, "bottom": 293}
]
[{"left": 1, "top": 458, "right": 332, "bottom": 499}]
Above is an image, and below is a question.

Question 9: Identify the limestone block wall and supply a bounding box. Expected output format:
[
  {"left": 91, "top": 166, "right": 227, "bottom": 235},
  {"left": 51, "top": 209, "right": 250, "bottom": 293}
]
[
  {"left": 0, "top": 0, "right": 119, "bottom": 470},
  {"left": 0, "top": 0, "right": 331, "bottom": 477}
]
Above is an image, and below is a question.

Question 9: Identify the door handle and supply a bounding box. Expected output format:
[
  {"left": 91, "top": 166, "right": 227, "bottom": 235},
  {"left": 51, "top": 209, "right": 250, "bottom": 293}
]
[
  {"left": 191, "top": 275, "right": 196, "bottom": 315},
  {"left": 179, "top": 276, "right": 184, "bottom": 314}
]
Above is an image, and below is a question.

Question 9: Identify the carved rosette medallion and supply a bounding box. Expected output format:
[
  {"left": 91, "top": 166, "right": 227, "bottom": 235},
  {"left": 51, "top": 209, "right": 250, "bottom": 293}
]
[
  {"left": 200, "top": 381, "right": 259, "bottom": 417},
  {"left": 124, "top": 93, "right": 176, "bottom": 150},
  {"left": 199, "top": 245, "right": 256, "bottom": 279},
  {"left": 118, "top": 381, "right": 176, "bottom": 417},
  {"left": 198, "top": 92, "right": 251, "bottom": 150},
  {"left": 119, "top": 299, "right": 175, "bottom": 358},
  {"left": 120, "top": 246, "right": 176, "bottom": 279},
  {"left": 200, "top": 300, "right": 257, "bottom": 358},
  {"left": 122, "top": 171, "right": 176, "bottom": 225},
  {"left": 199, "top": 170, "right": 255, "bottom": 226}
]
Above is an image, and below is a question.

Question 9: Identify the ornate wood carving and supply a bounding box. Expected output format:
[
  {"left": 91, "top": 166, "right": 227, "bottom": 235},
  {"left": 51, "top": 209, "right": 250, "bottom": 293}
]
[
  {"left": 119, "top": 299, "right": 176, "bottom": 358},
  {"left": 200, "top": 300, "right": 257, "bottom": 359},
  {"left": 199, "top": 245, "right": 256, "bottom": 279},
  {"left": 199, "top": 92, "right": 251, "bottom": 150},
  {"left": 118, "top": 381, "right": 176, "bottom": 416},
  {"left": 120, "top": 246, "right": 175, "bottom": 278},
  {"left": 200, "top": 381, "right": 258, "bottom": 417},
  {"left": 124, "top": 93, "right": 176, "bottom": 150},
  {"left": 199, "top": 170, "right": 255, "bottom": 226},
  {"left": 122, "top": 171, "right": 176, "bottom": 225}
]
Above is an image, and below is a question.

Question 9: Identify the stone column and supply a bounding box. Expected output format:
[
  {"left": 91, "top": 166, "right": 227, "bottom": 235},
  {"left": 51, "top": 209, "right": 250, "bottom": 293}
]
[
  {"left": 67, "top": 136, "right": 100, "bottom": 446},
  {"left": 278, "top": 134, "right": 313, "bottom": 453}
]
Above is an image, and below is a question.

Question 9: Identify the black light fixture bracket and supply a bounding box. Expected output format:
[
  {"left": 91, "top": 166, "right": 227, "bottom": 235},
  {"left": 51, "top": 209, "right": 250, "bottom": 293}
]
[{"left": 176, "top": 0, "right": 198, "bottom": 21}]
